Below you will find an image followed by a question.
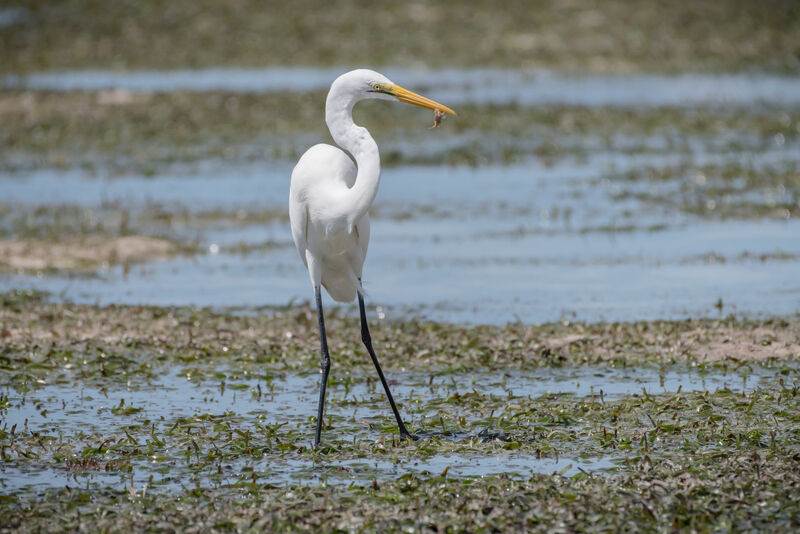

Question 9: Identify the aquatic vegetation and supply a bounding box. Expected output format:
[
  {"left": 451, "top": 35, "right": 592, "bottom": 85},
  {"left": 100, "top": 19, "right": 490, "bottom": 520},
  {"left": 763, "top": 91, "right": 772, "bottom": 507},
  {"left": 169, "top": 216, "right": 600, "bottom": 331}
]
[
  {"left": 2, "top": 0, "right": 799, "bottom": 528},
  {"left": 0, "top": 293, "right": 798, "bottom": 531},
  {"left": 2, "top": 88, "right": 798, "bottom": 171},
  {"left": 2, "top": 0, "right": 799, "bottom": 74}
]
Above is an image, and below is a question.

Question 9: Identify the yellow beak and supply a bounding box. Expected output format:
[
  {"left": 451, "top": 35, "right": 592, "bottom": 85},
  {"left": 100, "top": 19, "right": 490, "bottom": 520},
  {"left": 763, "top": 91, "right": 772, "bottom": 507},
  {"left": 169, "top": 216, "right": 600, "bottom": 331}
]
[{"left": 386, "top": 84, "right": 457, "bottom": 116}]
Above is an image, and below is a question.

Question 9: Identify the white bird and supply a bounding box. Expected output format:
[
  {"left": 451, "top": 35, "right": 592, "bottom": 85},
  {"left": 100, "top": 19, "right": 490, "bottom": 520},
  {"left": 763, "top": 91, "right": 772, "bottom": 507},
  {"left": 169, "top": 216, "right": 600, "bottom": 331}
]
[{"left": 289, "top": 69, "right": 455, "bottom": 447}]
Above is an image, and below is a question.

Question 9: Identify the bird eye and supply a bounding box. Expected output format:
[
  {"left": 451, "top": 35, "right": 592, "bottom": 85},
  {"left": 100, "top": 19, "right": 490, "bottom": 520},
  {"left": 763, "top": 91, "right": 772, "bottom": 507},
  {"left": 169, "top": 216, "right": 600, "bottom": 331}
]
[{"left": 372, "top": 83, "right": 382, "bottom": 91}]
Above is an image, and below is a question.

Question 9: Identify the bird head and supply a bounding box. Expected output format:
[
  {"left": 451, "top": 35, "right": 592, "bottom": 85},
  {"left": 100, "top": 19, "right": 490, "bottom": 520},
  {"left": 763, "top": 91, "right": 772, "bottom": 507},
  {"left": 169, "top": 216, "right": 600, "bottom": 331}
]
[{"left": 331, "top": 69, "right": 456, "bottom": 116}]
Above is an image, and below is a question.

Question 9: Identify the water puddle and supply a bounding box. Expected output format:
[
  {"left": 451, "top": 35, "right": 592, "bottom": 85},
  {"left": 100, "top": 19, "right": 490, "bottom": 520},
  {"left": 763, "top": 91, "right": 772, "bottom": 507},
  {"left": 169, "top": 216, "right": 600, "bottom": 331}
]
[
  {"left": 6, "top": 67, "right": 800, "bottom": 107},
  {"left": 3, "top": 365, "right": 768, "bottom": 430},
  {"left": 275, "top": 454, "right": 617, "bottom": 487},
  {"left": 0, "top": 7, "right": 27, "bottom": 28},
  {"left": 0, "top": 364, "right": 781, "bottom": 495},
  {"left": 0, "top": 453, "right": 614, "bottom": 496}
]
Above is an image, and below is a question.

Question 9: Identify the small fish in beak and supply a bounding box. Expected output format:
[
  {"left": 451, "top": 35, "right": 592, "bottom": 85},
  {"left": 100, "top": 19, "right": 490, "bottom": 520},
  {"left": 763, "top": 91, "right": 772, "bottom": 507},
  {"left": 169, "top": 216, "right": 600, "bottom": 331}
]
[{"left": 431, "top": 109, "right": 445, "bottom": 129}]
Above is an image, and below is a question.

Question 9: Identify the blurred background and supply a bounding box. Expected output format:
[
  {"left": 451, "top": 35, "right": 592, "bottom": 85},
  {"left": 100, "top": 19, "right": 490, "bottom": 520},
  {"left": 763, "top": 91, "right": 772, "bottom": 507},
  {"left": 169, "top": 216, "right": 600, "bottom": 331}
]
[{"left": 1, "top": 0, "right": 799, "bottom": 323}]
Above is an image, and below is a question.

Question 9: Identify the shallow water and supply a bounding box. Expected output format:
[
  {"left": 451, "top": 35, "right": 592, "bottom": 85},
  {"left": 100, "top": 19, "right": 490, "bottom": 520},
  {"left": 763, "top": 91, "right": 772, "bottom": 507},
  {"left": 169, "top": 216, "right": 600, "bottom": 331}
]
[
  {"left": 4, "top": 365, "right": 766, "bottom": 430},
  {"left": 6, "top": 67, "right": 800, "bottom": 107},
  {"left": 0, "top": 365, "right": 772, "bottom": 494},
  {"left": 0, "top": 454, "right": 615, "bottom": 495},
  {"left": 2, "top": 64, "right": 800, "bottom": 323},
  {"left": 0, "top": 7, "right": 26, "bottom": 28},
  {"left": 2, "top": 149, "right": 799, "bottom": 323}
]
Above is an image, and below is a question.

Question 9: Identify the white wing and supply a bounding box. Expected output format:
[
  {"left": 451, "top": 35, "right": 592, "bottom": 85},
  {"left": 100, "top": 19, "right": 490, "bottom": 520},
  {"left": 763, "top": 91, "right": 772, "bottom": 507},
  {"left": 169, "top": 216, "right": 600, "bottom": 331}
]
[
  {"left": 289, "top": 181, "right": 309, "bottom": 269},
  {"left": 290, "top": 143, "right": 369, "bottom": 302},
  {"left": 354, "top": 215, "right": 370, "bottom": 275},
  {"left": 289, "top": 143, "right": 355, "bottom": 264}
]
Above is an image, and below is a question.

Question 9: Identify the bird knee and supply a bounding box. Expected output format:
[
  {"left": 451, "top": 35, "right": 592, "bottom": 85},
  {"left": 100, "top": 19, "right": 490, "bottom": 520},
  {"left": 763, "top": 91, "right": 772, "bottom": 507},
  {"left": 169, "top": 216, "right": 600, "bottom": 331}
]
[{"left": 361, "top": 329, "right": 372, "bottom": 347}]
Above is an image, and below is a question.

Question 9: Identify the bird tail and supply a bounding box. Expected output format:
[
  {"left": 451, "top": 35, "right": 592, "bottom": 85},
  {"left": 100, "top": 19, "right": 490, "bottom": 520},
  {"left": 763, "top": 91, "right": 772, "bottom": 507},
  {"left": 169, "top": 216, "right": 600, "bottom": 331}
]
[{"left": 321, "top": 267, "right": 366, "bottom": 303}]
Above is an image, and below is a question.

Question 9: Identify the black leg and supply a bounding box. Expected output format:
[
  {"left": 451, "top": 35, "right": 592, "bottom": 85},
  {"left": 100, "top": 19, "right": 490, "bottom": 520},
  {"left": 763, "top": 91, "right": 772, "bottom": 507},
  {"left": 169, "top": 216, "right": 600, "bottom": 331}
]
[
  {"left": 314, "top": 285, "right": 331, "bottom": 448},
  {"left": 358, "top": 288, "right": 412, "bottom": 439}
]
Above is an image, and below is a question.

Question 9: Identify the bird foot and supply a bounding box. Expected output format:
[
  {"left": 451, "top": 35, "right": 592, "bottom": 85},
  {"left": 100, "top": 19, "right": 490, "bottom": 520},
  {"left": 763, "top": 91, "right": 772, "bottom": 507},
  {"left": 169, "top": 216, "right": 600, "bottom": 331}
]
[{"left": 401, "top": 431, "right": 419, "bottom": 442}]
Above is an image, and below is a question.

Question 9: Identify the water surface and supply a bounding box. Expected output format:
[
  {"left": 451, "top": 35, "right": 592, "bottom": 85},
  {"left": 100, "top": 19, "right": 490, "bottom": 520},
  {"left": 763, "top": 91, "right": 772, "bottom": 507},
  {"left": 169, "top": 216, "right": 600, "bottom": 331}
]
[
  {"left": 6, "top": 68, "right": 800, "bottom": 107},
  {"left": 0, "top": 365, "right": 771, "bottom": 494},
  {"left": 2, "top": 152, "right": 798, "bottom": 324}
]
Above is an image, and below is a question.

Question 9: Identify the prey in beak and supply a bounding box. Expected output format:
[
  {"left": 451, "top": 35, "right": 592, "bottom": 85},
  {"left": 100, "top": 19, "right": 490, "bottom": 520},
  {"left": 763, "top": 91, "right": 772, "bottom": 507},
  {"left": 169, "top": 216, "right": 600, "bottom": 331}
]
[
  {"left": 384, "top": 84, "right": 457, "bottom": 116},
  {"left": 371, "top": 82, "right": 456, "bottom": 126}
]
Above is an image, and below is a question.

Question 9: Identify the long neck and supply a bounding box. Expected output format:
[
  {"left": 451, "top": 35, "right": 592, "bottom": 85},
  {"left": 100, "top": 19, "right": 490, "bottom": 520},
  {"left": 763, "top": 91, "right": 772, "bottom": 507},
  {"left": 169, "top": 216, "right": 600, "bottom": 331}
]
[{"left": 325, "top": 95, "right": 380, "bottom": 231}]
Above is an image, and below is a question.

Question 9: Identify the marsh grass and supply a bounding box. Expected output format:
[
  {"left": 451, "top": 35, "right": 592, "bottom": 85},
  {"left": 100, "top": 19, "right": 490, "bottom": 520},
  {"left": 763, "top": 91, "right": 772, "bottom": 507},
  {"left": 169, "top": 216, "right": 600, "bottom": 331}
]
[
  {"left": 2, "top": 89, "right": 798, "bottom": 171},
  {"left": 2, "top": 0, "right": 799, "bottom": 74},
  {"left": 2, "top": 453, "right": 799, "bottom": 532},
  {"left": 3, "top": 1, "right": 800, "bottom": 528},
  {"left": 1, "top": 289, "right": 798, "bottom": 376},
  {"left": 2, "top": 88, "right": 798, "bottom": 225},
  {"left": 0, "top": 291, "right": 798, "bottom": 531}
]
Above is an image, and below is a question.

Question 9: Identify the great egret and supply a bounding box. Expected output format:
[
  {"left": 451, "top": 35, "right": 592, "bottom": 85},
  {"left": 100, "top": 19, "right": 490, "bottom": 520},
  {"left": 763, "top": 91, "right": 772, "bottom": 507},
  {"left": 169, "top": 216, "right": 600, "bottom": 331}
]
[{"left": 289, "top": 69, "right": 455, "bottom": 447}]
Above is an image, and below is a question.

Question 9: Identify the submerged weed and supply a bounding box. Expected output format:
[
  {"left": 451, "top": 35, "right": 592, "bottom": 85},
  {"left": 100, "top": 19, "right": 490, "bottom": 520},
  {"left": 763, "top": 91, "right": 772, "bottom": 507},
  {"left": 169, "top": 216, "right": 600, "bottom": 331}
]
[{"left": 0, "top": 295, "right": 798, "bottom": 530}]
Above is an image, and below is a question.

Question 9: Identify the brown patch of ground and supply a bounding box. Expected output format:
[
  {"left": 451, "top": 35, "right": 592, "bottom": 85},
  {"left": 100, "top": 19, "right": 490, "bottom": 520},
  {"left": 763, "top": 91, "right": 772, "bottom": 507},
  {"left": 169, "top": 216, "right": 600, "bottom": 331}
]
[
  {"left": 0, "top": 291, "right": 797, "bottom": 370},
  {"left": 540, "top": 323, "right": 798, "bottom": 362},
  {"left": 0, "top": 298, "right": 278, "bottom": 348},
  {"left": 681, "top": 327, "right": 798, "bottom": 361},
  {"left": 0, "top": 235, "right": 176, "bottom": 271},
  {"left": 544, "top": 334, "right": 587, "bottom": 349}
]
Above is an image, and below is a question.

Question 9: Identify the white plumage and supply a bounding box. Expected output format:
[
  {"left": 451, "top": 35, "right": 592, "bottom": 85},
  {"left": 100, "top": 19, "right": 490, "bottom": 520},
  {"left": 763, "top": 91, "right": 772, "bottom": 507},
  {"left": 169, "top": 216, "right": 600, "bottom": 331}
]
[
  {"left": 290, "top": 143, "right": 370, "bottom": 302},
  {"left": 288, "top": 69, "right": 455, "bottom": 447}
]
